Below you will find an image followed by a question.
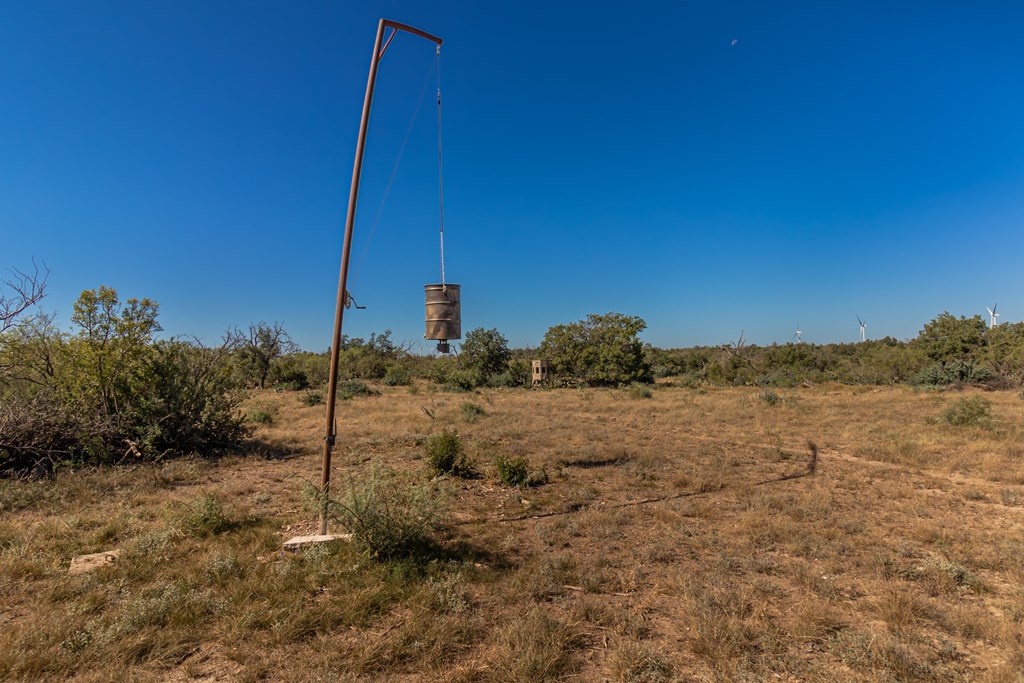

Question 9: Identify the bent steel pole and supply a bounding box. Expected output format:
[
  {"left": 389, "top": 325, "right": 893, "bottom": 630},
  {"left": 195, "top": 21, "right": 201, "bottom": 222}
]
[{"left": 319, "top": 19, "right": 443, "bottom": 535}]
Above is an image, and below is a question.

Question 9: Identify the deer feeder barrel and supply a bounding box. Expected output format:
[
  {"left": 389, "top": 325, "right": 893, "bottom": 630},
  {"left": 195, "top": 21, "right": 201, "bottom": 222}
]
[{"left": 424, "top": 284, "right": 461, "bottom": 342}]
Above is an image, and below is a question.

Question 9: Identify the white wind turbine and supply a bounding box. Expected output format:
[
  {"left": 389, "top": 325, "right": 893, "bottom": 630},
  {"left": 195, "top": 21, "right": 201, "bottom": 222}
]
[
  {"left": 793, "top": 322, "right": 802, "bottom": 343},
  {"left": 986, "top": 303, "right": 1000, "bottom": 329},
  {"left": 857, "top": 316, "right": 867, "bottom": 342}
]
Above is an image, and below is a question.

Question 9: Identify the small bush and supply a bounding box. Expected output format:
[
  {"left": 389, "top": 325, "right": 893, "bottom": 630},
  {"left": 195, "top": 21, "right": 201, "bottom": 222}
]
[
  {"left": 928, "top": 559, "right": 986, "bottom": 593},
  {"left": 246, "top": 409, "right": 274, "bottom": 425},
  {"left": 334, "top": 467, "right": 446, "bottom": 561},
  {"left": 914, "top": 361, "right": 996, "bottom": 387},
  {"left": 203, "top": 553, "right": 244, "bottom": 584},
  {"left": 445, "top": 369, "right": 480, "bottom": 392},
  {"left": 270, "top": 365, "right": 309, "bottom": 391},
  {"left": 337, "top": 380, "right": 378, "bottom": 400},
  {"left": 941, "top": 396, "right": 992, "bottom": 427},
  {"left": 180, "top": 494, "right": 231, "bottom": 537},
  {"left": 759, "top": 389, "right": 780, "bottom": 406},
  {"left": 299, "top": 389, "right": 324, "bottom": 407},
  {"left": 496, "top": 455, "right": 529, "bottom": 488},
  {"left": 608, "top": 640, "right": 674, "bottom": 683},
  {"left": 626, "top": 383, "right": 653, "bottom": 399},
  {"left": 382, "top": 365, "right": 413, "bottom": 386},
  {"left": 1000, "top": 489, "right": 1022, "bottom": 506},
  {"left": 460, "top": 401, "right": 486, "bottom": 422},
  {"left": 425, "top": 429, "right": 472, "bottom": 477},
  {"left": 486, "top": 370, "right": 524, "bottom": 388}
]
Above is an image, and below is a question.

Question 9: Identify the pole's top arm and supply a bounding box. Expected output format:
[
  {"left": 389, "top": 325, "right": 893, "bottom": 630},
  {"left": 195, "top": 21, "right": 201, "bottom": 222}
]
[{"left": 382, "top": 19, "right": 443, "bottom": 46}]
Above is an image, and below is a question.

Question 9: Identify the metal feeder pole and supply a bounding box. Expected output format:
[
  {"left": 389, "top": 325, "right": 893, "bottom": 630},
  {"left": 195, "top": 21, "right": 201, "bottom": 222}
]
[{"left": 319, "top": 19, "right": 443, "bottom": 535}]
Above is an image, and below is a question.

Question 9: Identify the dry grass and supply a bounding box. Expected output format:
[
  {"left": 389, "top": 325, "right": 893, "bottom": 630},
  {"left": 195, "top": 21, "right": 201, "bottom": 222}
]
[{"left": 1, "top": 383, "right": 1022, "bottom": 681}]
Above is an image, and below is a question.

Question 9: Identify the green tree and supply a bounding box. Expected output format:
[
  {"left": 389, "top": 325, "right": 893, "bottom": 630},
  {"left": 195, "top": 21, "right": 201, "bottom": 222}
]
[
  {"left": 230, "top": 321, "right": 296, "bottom": 389},
  {"left": 914, "top": 312, "right": 987, "bottom": 363},
  {"left": 138, "top": 339, "right": 248, "bottom": 453},
  {"left": 66, "top": 285, "right": 161, "bottom": 417},
  {"left": 461, "top": 327, "right": 512, "bottom": 383},
  {"left": 980, "top": 321, "right": 1024, "bottom": 383},
  {"left": 540, "top": 312, "right": 652, "bottom": 386},
  {"left": 339, "top": 330, "right": 401, "bottom": 380}
]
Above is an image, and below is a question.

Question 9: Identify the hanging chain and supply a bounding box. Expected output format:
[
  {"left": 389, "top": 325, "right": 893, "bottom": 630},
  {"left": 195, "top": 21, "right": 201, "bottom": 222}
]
[{"left": 436, "top": 44, "right": 446, "bottom": 289}]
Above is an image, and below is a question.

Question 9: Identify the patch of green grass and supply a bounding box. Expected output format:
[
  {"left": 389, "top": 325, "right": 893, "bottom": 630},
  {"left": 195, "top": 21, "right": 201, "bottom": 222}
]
[
  {"left": 246, "top": 409, "right": 274, "bottom": 425},
  {"left": 179, "top": 494, "right": 232, "bottom": 537},
  {"left": 299, "top": 389, "right": 324, "bottom": 406},
  {"left": 425, "top": 429, "right": 473, "bottom": 477},
  {"left": 0, "top": 479, "right": 56, "bottom": 513},
  {"left": 941, "top": 396, "right": 992, "bottom": 427},
  {"left": 625, "top": 383, "right": 653, "bottom": 399},
  {"left": 383, "top": 365, "right": 413, "bottom": 386},
  {"left": 460, "top": 401, "right": 486, "bottom": 422},
  {"left": 496, "top": 455, "right": 529, "bottom": 488},
  {"left": 338, "top": 380, "right": 379, "bottom": 400},
  {"left": 333, "top": 467, "right": 447, "bottom": 561}
]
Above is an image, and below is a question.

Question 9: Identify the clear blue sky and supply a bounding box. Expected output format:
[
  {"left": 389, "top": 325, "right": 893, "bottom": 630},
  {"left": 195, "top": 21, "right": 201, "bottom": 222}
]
[{"left": 3, "top": 1, "right": 1022, "bottom": 351}]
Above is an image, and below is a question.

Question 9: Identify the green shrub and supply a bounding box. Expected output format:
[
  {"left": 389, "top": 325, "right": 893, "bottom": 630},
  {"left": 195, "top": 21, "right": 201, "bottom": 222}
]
[
  {"left": 299, "top": 389, "right": 324, "bottom": 407},
  {"left": 337, "top": 380, "right": 378, "bottom": 400},
  {"left": 445, "top": 369, "right": 480, "bottom": 392},
  {"left": 759, "top": 389, "right": 780, "bottom": 406},
  {"left": 0, "top": 289, "right": 248, "bottom": 471},
  {"left": 460, "top": 401, "right": 486, "bottom": 422},
  {"left": 941, "top": 396, "right": 993, "bottom": 427},
  {"left": 427, "top": 350, "right": 494, "bottom": 390},
  {"left": 540, "top": 312, "right": 652, "bottom": 386},
  {"left": 269, "top": 359, "right": 309, "bottom": 390},
  {"left": 425, "top": 429, "right": 472, "bottom": 477},
  {"left": 485, "top": 370, "right": 521, "bottom": 388},
  {"left": 180, "top": 494, "right": 231, "bottom": 537},
  {"left": 495, "top": 454, "right": 529, "bottom": 488},
  {"left": 334, "top": 467, "right": 446, "bottom": 560},
  {"left": 137, "top": 340, "right": 249, "bottom": 456},
  {"left": 626, "top": 383, "right": 653, "bottom": 399},
  {"left": 461, "top": 327, "right": 513, "bottom": 384},
  {"left": 382, "top": 364, "right": 412, "bottom": 386},
  {"left": 914, "top": 361, "right": 996, "bottom": 387},
  {"left": 246, "top": 409, "right": 274, "bottom": 425}
]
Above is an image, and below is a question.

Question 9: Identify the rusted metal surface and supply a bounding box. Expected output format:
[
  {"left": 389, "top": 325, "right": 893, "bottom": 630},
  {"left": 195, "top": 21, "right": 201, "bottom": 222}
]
[
  {"left": 424, "top": 283, "right": 461, "bottom": 342},
  {"left": 382, "top": 20, "right": 443, "bottom": 47},
  {"left": 318, "top": 19, "right": 443, "bottom": 536}
]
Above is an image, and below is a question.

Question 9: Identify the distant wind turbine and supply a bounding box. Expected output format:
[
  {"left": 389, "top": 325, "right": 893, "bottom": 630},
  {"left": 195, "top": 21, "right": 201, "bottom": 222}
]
[
  {"left": 857, "top": 316, "right": 867, "bottom": 342},
  {"left": 986, "top": 303, "right": 1000, "bottom": 329},
  {"left": 793, "top": 323, "right": 802, "bottom": 343}
]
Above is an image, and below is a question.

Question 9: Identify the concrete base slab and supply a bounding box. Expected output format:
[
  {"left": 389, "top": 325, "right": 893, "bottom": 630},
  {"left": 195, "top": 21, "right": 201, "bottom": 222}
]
[
  {"left": 283, "top": 533, "right": 352, "bottom": 550},
  {"left": 69, "top": 549, "right": 121, "bottom": 574}
]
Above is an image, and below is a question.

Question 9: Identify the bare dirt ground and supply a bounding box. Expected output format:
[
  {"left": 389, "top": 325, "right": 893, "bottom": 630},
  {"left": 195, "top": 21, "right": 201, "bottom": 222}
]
[{"left": 1, "top": 384, "right": 1022, "bottom": 681}]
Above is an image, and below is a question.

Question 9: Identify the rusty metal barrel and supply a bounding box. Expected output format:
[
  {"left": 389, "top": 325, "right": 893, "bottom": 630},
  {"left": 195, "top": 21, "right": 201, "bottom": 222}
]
[{"left": 424, "top": 284, "right": 461, "bottom": 342}]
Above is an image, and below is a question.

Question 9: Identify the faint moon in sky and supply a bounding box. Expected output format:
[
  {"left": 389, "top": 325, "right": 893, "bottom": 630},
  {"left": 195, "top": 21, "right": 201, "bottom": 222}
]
[{"left": 731, "top": 39, "right": 739, "bottom": 46}]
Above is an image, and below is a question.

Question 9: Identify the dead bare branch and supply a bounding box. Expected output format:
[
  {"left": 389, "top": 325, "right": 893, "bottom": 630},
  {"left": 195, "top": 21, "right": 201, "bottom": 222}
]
[{"left": 1, "top": 259, "right": 49, "bottom": 335}]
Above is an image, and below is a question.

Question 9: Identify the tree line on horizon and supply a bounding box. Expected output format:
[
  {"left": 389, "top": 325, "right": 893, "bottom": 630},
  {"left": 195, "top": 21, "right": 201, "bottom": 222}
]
[{"left": 2, "top": 270, "right": 1022, "bottom": 473}]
